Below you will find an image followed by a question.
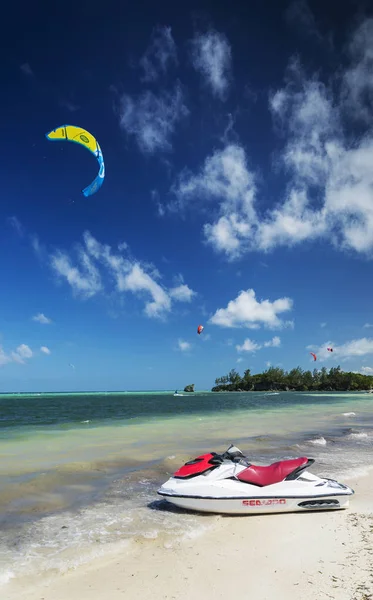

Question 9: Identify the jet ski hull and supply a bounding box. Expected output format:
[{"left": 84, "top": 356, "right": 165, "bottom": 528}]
[
  {"left": 158, "top": 491, "right": 352, "bottom": 514},
  {"left": 157, "top": 445, "right": 354, "bottom": 515}
]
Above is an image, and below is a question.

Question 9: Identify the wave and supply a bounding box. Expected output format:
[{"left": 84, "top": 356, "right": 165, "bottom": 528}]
[
  {"left": 302, "top": 393, "right": 367, "bottom": 397},
  {"left": 307, "top": 436, "right": 327, "bottom": 446},
  {"left": 0, "top": 475, "right": 215, "bottom": 590},
  {"left": 346, "top": 431, "right": 369, "bottom": 440}
]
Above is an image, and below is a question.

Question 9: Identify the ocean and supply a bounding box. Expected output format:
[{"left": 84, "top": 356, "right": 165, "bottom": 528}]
[{"left": 1, "top": 390, "right": 373, "bottom": 588}]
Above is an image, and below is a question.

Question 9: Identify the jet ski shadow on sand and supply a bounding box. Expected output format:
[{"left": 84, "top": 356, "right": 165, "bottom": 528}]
[{"left": 156, "top": 444, "right": 354, "bottom": 516}]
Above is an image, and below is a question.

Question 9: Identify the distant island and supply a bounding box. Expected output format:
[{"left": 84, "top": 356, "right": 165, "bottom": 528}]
[
  {"left": 211, "top": 365, "right": 373, "bottom": 392},
  {"left": 184, "top": 384, "right": 195, "bottom": 392}
]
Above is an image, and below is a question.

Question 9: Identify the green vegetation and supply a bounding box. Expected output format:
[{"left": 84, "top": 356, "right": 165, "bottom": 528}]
[
  {"left": 211, "top": 366, "right": 373, "bottom": 392},
  {"left": 184, "top": 384, "right": 195, "bottom": 392}
]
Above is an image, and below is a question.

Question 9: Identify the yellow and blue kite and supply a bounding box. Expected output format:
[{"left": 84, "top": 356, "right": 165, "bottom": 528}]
[{"left": 45, "top": 124, "right": 105, "bottom": 197}]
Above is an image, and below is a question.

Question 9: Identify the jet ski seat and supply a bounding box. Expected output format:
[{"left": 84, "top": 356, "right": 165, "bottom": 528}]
[{"left": 236, "top": 457, "right": 311, "bottom": 487}]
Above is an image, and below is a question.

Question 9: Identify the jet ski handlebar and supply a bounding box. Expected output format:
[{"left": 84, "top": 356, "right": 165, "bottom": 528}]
[{"left": 209, "top": 445, "right": 250, "bottom": 466}]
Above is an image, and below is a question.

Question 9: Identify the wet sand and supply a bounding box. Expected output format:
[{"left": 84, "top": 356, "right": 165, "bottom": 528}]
[{"left": 5, "top": 470, "right": 373, "bottom": 600}]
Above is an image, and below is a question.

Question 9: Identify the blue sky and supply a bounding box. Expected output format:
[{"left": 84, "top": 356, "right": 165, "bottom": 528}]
[{"left": 2, "top": 0, "right": 373, "bottom": 392}]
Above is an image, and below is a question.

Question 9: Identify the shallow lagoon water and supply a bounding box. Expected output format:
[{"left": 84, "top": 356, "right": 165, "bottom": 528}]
[{"left": 1, "top": 390, "right": 373, "bottom": 586}]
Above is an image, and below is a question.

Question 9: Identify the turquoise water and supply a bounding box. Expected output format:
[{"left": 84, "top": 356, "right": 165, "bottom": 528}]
[{"left": 1, "top": 390, "right": 373, "bottom": 587}]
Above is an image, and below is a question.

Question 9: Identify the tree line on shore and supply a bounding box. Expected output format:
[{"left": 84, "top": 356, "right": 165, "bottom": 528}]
[{"left": 211, "top": 365, "right": 373, "bottom": 392}]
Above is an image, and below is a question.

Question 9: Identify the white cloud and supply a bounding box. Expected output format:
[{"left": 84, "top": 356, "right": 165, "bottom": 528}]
[
  {"left": 12, "top": 219, "right": 96, "bottom": 296},
  {"left": 363, "top": 323, "right": 373, "bottom": 328},
  {"left": 31, "top": 235, "right": 46, "bottom": 260},
  {"left": 170, "top": 144, "right": 258, "bottom": 258},
  {"left": 1, "top": 343, "right": 34, "bottom": 366},
  {"left": 320, "top": 322, "right": 327, "bottom": 328},
  {"left": 169, "top": 283, "right": 196, "bottom": 302},
  {"left": 236, "top": 335, "right": 281, "bottom": 353},
  {"left": 236, "top": 338, "right": 261, "bottom": 353},
  {"left": 10, "top": 352, "right": 25, "bottom": 365},
  {"left": 123, "top": 263, "right": 171, "bottom": 318},
  {"left": 342, "top": 19, "right": 373, "bottom": 125},
  {"left": 84, "top": 232, "right": 170, "bottom": 318},
  {"left": 0, "top": 347, "right": 11, "bottom": 366},
  {"left": 49, "top": 231, "right": 196, "bottom": 319},
  {"left": 8, "top": 215, "right": 24, "bottom": 237},
  {"left": 170, "top": 144, "right": 256, "bottom": 258},
  {"left": 51, "top": 249, "right": 102, "bottom": 299},
  {"left": 337, "top": 338, "right": 373, "bottom": 358},
  {"left": 361, "top": 366, "right": 373, "bottom": 374},
  {"left": 10, "top": 222, "right": 47, "bottom": 261},
  {"left": 172, "top": 144, "right": 255, "bottom": 212},
  {"left": 151, "top": 189, "right": 166, "bottom": 217},
  {"left": 117, "top": 241, "right": 128, "bottom": 252},
  {"left": 118, "top": 83, "right": 188, "bottom": 153},
  {"left": 16, "top": 344, "right": 33, "bottom": 359},
  {"left": 178, "top": 339, "right": 191, "bottom": 352},
  {"left": 264, "top": 336, "right": 281, "bottom": 348},
  {"left": 32, "top": 313, "right": 52, "bottom": 325},
  {"left": 308, "top": 337, "right": 373, "bottom": 362},
  {"left": 139, "top": 25, "right": 177, "bottom": 82},
  {"left": 220, "top": 112, "right": 239, "bottom": 146},
  {"left": 170, "top": 18, "right": 373, "bottom": 260},
  {"left": 157, "top": 203, "right": 165, "bottom": 217},
  {"left": 190, "top": 30, "right": 232, "bottom": 100},
  {"left": 210, "top": 289, "right": 293, "bottom": 329},
  {"left": 40, "top": 346, "right": 51, "bottom": 355},
  {"left": 237, "top": 357, "right": 244, "bottom": 363}
]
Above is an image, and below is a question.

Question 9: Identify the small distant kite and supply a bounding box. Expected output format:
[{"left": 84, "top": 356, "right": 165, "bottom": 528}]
[
  {"left": 45, "top": 124, "right": 105, "bottom": 197},
  {"left": 327, "top": 347, "right": 333, "bottom": 352},
  {"left": 197, "top": 325, "right": 204, "bottom": 335},
  {"left": 310, "top": 352, "right": 317, "bottom": 361}
]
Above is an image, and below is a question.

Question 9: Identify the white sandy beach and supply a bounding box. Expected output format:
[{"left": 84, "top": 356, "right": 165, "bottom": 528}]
[{"left": 4, "top": 470, "right": 373, "bottom": 600}]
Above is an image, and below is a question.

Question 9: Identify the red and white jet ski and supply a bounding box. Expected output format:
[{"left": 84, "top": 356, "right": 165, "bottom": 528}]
[{"left": 158, "top": 445, "right": 354, "bottom": 515}]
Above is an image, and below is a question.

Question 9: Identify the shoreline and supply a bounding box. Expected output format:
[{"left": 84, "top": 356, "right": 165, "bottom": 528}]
[
  {"left": 4, "top": 469, "right": 373, "bottom": 600},
  {"left": 211, "top": 388, "right": 373, "bottom": 393},
  {"left": 1, "top": 389, "right": 372, "bottom": 397}
]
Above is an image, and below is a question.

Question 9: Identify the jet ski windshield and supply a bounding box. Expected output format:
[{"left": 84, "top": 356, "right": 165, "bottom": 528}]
[
  {"left": 206, "top": 445, "right": 245, "bottom": 465},
  {"left": 225, "top": 444, "right": 245, "bottom": 459},
  {"left": 220, "top": 445, "right": 250, "bottom": 465}
]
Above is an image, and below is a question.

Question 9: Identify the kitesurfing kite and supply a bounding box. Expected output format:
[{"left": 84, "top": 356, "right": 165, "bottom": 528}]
[
  {"left": 45, "top": 125, "right": 105, "bottom": 197},
  {"left": 310, "top": 352, "right": 317, "bottom": 361},
  {"left": 327, "top": 347, "right": 333, "bottom": 352},
  {"left": 197, "top": 325, "right": 204, "bottom": 335}
]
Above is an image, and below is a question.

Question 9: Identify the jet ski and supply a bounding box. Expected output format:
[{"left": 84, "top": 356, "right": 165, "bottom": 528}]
[{"left": 157, "top": 444, "right": 354, "bottom": 515}]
